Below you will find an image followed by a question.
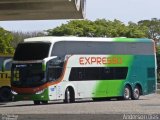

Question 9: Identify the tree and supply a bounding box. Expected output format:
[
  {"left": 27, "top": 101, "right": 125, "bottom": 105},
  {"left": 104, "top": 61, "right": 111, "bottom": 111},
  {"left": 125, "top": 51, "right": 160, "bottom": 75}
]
[
  {"left": 11, "top": 31, "right": 45, "bottom": 49},
  {"left": 138, "top": 18, "right": 160, "bottom": 39},
  {"left": 95, "top": 19, "right": 127, "bottom": 37},
  {"left": 47, "top": 19, "right": 148, "bottom": 38},
  {"left": 126, "top": 22, "right": 148, "bottom": 38},
  {"left": 0, "top": 27, "right": 14, "bottom": 54},
  {"left": 47, "top": 20, "right": 96, "bottom": 37}
]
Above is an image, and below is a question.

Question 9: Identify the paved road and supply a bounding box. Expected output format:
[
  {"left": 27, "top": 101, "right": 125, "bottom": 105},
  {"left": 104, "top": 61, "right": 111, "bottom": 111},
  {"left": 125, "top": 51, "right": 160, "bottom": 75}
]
[{"left": 0, "top": 94, "right": 160, "bottom": 120}]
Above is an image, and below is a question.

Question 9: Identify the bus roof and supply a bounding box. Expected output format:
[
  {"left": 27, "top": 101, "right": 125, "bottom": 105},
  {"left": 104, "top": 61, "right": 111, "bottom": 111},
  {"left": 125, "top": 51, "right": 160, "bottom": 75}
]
[{"left": 24, "top": 36, "right": 153, "bottom": 44}]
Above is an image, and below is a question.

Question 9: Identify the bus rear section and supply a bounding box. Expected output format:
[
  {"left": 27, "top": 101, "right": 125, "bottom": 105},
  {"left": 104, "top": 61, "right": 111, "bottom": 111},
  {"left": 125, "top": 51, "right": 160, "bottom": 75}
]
[
  {"left": 60, "top": 53, "right": 156, "bottom": 101},
  {"left": 11, "top": 37, "right": 156, "bottom": 104}
]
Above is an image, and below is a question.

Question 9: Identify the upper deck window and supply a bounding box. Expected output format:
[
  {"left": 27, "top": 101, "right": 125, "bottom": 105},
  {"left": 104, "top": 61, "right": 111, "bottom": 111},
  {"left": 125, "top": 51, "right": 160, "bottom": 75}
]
[{"left": 14, "top": 42, "right": 51, "bottom": 61}]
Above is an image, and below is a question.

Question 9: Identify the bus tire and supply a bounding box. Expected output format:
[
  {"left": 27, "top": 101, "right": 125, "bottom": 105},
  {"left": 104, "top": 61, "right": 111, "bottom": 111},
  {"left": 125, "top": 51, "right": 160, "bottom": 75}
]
[
  {"left": 0, "top": 87, "right": 12, "bottom": 102},
  {"left": 92, "top": 98, "right": 108, "bottom": 101},
  {"left": 92, "top": 98, "right": 101, "bottom": 101},
  {"left": 131, "top": 86, "right": 140, "bottom": 100},
  {"left": 123, "top": 85, "right": 131, "bottom": 100},
  {"left": 64, "top": 88, "right": 75, "bottom": 103},
  {"left": 33, "top": 100, "right": 41, "bottom": 105},
  {"left": 41, "top": 100, "right": 48, "bottom": 104}
]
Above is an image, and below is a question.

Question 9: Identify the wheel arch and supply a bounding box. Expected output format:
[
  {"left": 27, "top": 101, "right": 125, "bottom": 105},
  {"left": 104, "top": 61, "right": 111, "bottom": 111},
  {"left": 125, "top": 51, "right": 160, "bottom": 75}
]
[
  {"left": 63, "top": 84, "right": 76, "bottom": 99},
  {"left": 124, "top": 83, "right": 133, "bottom": 92},
  {"left": 134, "top": 83, "right": 143, "bottom": 95}
]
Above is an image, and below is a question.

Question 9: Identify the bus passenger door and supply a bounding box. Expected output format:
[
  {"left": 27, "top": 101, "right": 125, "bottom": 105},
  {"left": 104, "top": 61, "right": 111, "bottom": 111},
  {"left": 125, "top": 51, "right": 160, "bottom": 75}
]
[
  {"left": 48, "top": 83, "right": 64, "bottom": 100},
  {"left": 76, "top": 70, "right": 93, "bottom": 98},
  {"left": 47, "top": 57, "right": 64, "bottom": 100},
  {"left": 77, "top": 71, "right": 85, "bottom": 98},
  {"left": 48, "top": 85, "right": 57, "bottom": 100}
]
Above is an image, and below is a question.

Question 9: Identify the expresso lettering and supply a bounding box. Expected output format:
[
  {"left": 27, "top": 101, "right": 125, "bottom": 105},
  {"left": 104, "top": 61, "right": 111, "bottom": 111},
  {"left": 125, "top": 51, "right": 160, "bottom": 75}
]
[{"left": 79, "top": 57, "right": 122, "bottom": 65}]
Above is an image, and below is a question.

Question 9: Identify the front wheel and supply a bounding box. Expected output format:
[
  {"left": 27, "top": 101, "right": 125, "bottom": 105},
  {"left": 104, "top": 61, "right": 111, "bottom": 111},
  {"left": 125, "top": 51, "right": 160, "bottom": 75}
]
[
  {"left": 33, "top": 100, "right": 41, "bottom": 105},
  {"left": 131, "top": 86, "right": 140, "bottom": 100},
  {"left": 41, "top": 100, "right": 48, "bottom": 104},
  {"left": 123, "top": 85, "right": 131, "bottom": 100},
  {"left": 64, "top": 88, "right": 75, "bottom": 103}
]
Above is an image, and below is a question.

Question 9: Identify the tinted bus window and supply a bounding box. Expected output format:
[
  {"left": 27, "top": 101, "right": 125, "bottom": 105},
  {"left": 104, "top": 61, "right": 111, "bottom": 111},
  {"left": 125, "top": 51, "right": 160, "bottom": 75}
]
[
  {"left": 69, "top": 67, "right": 128, "bottom": 81},
  {"left": 14, "top": 43, "right": 51, "bottom": 61}
]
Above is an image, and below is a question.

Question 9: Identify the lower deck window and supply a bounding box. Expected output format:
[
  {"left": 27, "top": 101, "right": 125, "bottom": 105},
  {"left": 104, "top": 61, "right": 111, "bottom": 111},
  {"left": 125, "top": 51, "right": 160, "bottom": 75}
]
[{"left": 69, "top": 67, "right": 128, "bottom": 81}]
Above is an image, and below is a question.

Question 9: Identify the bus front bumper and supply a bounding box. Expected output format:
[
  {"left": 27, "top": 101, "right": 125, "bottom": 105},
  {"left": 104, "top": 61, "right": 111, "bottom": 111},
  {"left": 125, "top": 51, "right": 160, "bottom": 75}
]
[{"left": 12, "top": 89, "right": 49, "bottom": 101}]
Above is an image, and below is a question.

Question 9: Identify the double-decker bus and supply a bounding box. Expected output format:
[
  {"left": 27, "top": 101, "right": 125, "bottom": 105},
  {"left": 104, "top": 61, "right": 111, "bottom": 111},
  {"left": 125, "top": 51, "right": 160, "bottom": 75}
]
[
  {"left": 11, "top": 37, "right": 157, "bottom": 105},
  {"left": 0, "top": 55, "right": 12, "bottom": 101}
]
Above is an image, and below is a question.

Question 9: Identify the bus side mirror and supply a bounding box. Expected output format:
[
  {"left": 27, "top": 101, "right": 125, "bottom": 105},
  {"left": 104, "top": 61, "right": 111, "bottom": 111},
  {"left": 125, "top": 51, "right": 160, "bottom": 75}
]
[{"left": 2, "top": 58, "right": 12, "bottom": 72}]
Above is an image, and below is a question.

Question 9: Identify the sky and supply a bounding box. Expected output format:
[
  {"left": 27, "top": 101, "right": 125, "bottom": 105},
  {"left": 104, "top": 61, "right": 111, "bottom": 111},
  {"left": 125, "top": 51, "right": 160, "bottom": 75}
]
[{"left": 0, "top": 0, "right": 160, "bottom": 32}]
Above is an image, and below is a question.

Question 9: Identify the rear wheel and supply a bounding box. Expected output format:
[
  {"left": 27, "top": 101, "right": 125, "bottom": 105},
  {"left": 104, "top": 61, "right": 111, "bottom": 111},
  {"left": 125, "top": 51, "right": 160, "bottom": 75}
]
[
  {"left": 92, "top": 97, "right": 109, "bottom": 101},
  {"left": 0, "top": 87, "right": 12, "bottom": 102},
  {"left": 131, "top": 86, "right": 140, "bottom": 100},
  {"left": 123, "top": 85, "right": 131, "bottom": 100},
  {"left": 33, "top": 100, "right": 41, "bottom": 105}
]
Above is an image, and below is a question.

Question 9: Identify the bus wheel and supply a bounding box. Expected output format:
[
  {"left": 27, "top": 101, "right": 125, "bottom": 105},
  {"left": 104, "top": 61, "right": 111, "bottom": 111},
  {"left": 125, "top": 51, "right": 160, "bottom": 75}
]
[
  {"left": 41, "top": 101, "right": 48, "bottom": 104},
  {"left": 131, "top": 86, "right": 140, "bottom": 100},
  {"left": 123, "top": 85, "right": 131, "bottom": 100},
  {"left": 92, "top": 98, "right": 107, "bottom": 101},
  {"left": 33, "top": 100, "right": 41, "bottom": 105},
  {"left": 92, "top": 98, "right": 101, "bottom": 101},
  {"left": 0, "top": 87, "right": 12, "bottom": 102},
  {"left": 64, "top": 88, "right": 75, "bottom": 103}
]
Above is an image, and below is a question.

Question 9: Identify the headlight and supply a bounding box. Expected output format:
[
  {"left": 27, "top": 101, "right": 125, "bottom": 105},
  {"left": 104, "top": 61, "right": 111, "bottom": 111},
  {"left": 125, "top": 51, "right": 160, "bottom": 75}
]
[
  {"left": 35, "top": 89, "right": 45, "bottom": 95},
  {"left": 11, "top": 90, "right": 18, "bottom": 95}
]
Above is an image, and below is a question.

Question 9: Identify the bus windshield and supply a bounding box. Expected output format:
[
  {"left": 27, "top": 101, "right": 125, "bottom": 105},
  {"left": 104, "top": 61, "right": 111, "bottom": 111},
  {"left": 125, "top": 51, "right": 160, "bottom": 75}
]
[
  {"left": 13, "top": 42, "right": 51, "bottom": 61},
  {"left": 11, "top": 63, "right": 46, "bottom": 87}
]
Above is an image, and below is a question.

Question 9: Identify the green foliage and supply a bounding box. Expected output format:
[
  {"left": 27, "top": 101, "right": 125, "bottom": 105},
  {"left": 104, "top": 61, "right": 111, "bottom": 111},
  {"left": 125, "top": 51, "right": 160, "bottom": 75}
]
[
  {"left": 0, "top": 27, "right": 45, "bottom": 55},
  {"left": 126, "top": 22, "right": 148, "bottom": 38},
  {"left": 47, "top": 19, "right": 149, "bottom": 38},
  {"left": 94, "top": 19, "right": 127, "bottom": 37},
  {"left": 138, "top": 18, "right": 160, "bottom": 39},
  {"left": 1, "top": 18, "right": 160, "bottom": 55},
  {"left": 11, "top": 31, "right": 45, "bottom": 49},
  {"left": 156, "top": 45, "right": 160, "bottom": 55},
  {"left": 47, "top": 18, "right": 160, "bottom": 39},
  {"left": 0, "top": 27, "right": 14, "bottom": 54},
  {"left": 47, "top": 20, "right": 96, "bottom": 37}
]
